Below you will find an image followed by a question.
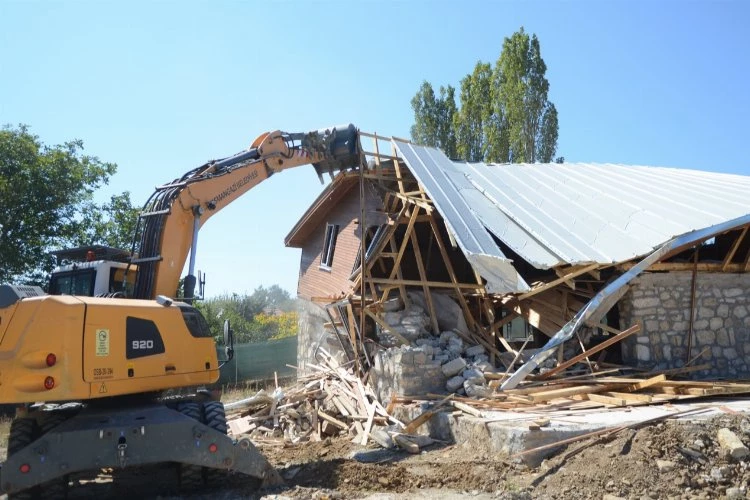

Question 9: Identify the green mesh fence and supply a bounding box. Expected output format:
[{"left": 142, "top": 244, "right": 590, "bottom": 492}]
[{"left": 216, "top": 336, "right": 297, "bottom": 384}]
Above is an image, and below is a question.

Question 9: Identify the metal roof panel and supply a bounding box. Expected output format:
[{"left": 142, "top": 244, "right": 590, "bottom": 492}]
[{"left": 393, "top": 143, "right": 750, "bottom": 291}]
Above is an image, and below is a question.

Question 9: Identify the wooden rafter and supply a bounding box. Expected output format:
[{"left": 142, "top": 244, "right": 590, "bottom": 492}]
[
  {"left": 385, "top": 237, "right": 409, "bottom": 308},
  {"left": 345, "top": 303, "right": 360, "bottom": 373},
  {"left": 619, "top": 262, "right": 748, "bottom": 272},
  {"left": 409, "top": 229, "right": 440, "bottom": 334},
  {"left": 368, "top": 278, "right": 485, "bottom": 289},
  {"left": 535, "top": 324, "right": 641, "bottom": 380},
  {"left": 391, "top": 143, "right": 406, "bottom": 196},
  {"left": 723, "top": 225, "right": 749, "bottom": 271},
  {"left": 392, "top": 192, "right": 433, "bottom": 212},
  {"left": 386, "top": 206, "right": 421, "bottom": 281},
  {"left": 519, "top": 263, "right": 601, "bottom": 301},
  {"left": 427, "top": 217, "right": 477, "bottom": 331}
]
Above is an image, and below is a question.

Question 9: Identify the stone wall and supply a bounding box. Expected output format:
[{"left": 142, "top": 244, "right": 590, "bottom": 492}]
[
  {"left": 371, "top": 345, "right": 446, "bottom": 402},
  {"left": 619, "top": 272, "right": 750, "bottom": 378},
  {"left": 296, "top": 299, "right": 347, "bottom": 375}
]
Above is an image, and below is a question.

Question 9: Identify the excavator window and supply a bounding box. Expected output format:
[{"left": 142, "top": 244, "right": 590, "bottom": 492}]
[
  {"left": 49, "top": 269, "right": 96, "bottom": 296},
  {"left": 109, "top": 268, "right": 135, "bottom": 296},
  {"left": 178, "top": 304, "right": 213, "bottom": 339}
]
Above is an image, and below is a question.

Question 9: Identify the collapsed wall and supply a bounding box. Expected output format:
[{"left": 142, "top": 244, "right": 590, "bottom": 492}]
[
  {"left": 370, "top": 291, "right": 503, "bottom": 402},
  {"left": 619, "top": 272, "right": 750, "bottom": 378},
  {"left": 296, "top": 300, "right": 346, "bottom": 375}
]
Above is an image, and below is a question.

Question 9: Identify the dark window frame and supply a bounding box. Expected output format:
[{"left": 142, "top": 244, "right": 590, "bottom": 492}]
[
  {"left": 320, "top": 223, "right": 339, "bottom": 270},
  {"left": 49, "top": 269, "right": 97, "bottom": 296}
]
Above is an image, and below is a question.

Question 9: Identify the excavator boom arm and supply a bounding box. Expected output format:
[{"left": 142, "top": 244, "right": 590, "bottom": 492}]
[{"left": 131, "top": 124, "right": 360, "bottom": 299}]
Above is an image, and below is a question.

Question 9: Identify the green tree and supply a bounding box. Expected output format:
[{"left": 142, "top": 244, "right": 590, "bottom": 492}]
[
  {"left": 454, "top": 62, "right": 497, "bottom": 162},
  {"left": 73, "top": 192, "right": 140, "bottom": 251},
  {"left": 410, "top": 82, "right": 458, "bottom": 158},
  {"left": 411, "top": 27, "right": 559, "bottom": 163},
  {"left": 495, "top": 28, "right": 558, "bottom": 162},
  {"left": 0, "top": 125, "right": 135, "bottom": 284},
  {"left": 196, "top": 286, "right": 299, "bottom": 344}
]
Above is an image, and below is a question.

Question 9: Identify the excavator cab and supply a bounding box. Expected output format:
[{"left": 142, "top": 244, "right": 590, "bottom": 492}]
[{"left": 49, "top": 245, "right": 136, "bottom": 297}]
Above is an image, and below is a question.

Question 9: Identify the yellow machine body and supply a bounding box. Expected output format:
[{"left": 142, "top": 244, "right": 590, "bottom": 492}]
[
  {"left": 0, "top": 124, "right": 360, "bottom": 496},
  {"left": 0, "top": 294, "right": 218, "bottom": 404}
]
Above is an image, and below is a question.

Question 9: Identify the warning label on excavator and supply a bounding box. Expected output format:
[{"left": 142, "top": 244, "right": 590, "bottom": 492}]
[
  {"left": 96, "top": 329, "right": 110, "bottom": 357},
  {"left": 99, "top": 383, "right": 107, "bottom": 394}
]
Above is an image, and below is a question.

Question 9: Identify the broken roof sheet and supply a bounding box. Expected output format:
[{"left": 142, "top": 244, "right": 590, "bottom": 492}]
[
  {"left": 393, "top": 141, "right": 750, "bottom": 293},
  {"left": 393, "top": 142, "right": 530, "bottom": 294}
]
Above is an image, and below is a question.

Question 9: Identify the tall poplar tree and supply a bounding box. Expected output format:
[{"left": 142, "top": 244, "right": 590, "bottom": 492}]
[{"left": 411, "top": 27, "right": 559, "bottom": 163}]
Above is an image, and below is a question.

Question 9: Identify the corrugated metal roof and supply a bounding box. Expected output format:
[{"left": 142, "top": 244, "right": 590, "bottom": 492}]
[
  {"left": 394, "top": 141, "right": 750, "bottom": 293},
  {"left": 394, "top": 142, "right": 530, "bottom": 294}
]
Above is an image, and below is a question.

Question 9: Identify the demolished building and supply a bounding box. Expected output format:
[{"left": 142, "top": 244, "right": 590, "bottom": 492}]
[{"left": 285, "top": 132, "right": 750, "bottom": 402}]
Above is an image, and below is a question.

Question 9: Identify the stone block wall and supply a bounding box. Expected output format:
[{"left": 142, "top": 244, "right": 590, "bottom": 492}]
[
  {"left": 619, "top": 272, "right": 750, "bottom": 378},
  {"left": 371, "top": 345, "right": 446, "bottom": 402},
  {"left": 297, "top": 300, "right": 347, "bottom": 375}
]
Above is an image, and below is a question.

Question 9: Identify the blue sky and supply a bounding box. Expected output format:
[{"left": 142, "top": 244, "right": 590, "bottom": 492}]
[{"left": 1, "top": 0, "right": 748, "bottom": 296}]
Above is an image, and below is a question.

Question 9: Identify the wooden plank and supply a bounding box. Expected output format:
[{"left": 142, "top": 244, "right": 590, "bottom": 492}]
[
  {"left": 387, "top": 235, "right": 410, "bottom": 308},
  {"left": 317, "top": 410, "right": 348, "bottom": 430},
  {"left": 365, "top": 205, "right": 406, "bottom": 274},
  {"left": 537, "top": 324, "right": 641, "bottom": 380},
  {"left": 331, "top": 396, "right": 350, "bottom": 417},
  {"left": 391, "top": 143, "right": 406, "bottom": 195},
  {"left": 427, "top": 216, "right": 477, "bottom": 331},
  {"left": 619, "top": 262, "right": 747, "bottom": 272},
  {"left": 518, "top": 263, "right": 600, "bottom": 301},
  {"left": 585, "top": 393, "right": 628, "bottom": 407},
  {"left": 369, "top": 277, "right": 485, "bottom": 289},
  {"left": 723, "top": 225, "right": 748, "bottom": 271},
  {"left": 360, "top": 398, "right": 376, "bottom": 445},
  {"left": 584, "top": 321, "right": 624, "bottom": 336},
  {"left": 387, "top": 206, "right": 421, "bottom": 281},
  {"left": 601, "top": 391, "right": 653, "bottom": 403},
  {"left": 451, "top": 400, "right": 483, "bottom": 418},
  {"left": 404, "top": 395, "right": 453, "bottom": 434},
  {"left": 409, "top": 226, "right": 440, "bottom": 334},
  {"left": 361, "top": 150, "right": 400, "bottom": 161},
  {"left": 503, "top": 383, "right": 576, "bottom": 396},
  {"left": 625, "top": 374, "right": 667, "bottom": 392},
  {"left": 228, "top": 417, "right": 255, "bottom": 436},
  {"left": 345, "top": 303, "right": 359, "bottom": 371},
  {"left": 393, "top": 192, "right": 434, "bottom": 213},
  {"left": 529, "top": 384, "right": 623, "bottom": 403}
]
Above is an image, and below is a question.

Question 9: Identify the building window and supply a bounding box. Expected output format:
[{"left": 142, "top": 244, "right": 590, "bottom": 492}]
[
  {"left": 504, "top": 316, "right": 533, "bottom": 342},
  {"left": 320, "top": 224, "right": 339, "bottom": 269},
  {"left": 351, "top": 224, "right": 383, "bottom": 275}
]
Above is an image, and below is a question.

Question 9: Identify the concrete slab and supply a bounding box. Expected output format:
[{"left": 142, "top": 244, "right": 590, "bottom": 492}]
[{"left": 394, "top": 397, "right": 750, "bottom": 466}]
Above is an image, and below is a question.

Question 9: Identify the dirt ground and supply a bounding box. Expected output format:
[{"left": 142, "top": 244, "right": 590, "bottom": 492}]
[
  {"left": 4, "top": 411, "right": 750, "bottom": 499},
  {"left": 253, "top": 412, "right": 750, "bottom": 499}
]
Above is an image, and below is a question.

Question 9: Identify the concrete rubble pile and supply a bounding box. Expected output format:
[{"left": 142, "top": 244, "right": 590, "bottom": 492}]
[{"left": 371, "top": 292, "right": 507, "bottom": 401}]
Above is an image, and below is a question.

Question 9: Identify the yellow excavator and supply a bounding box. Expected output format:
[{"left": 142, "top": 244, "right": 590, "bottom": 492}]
[{"left": 0, "top": 124, "right": 360, "bottom": 498}]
